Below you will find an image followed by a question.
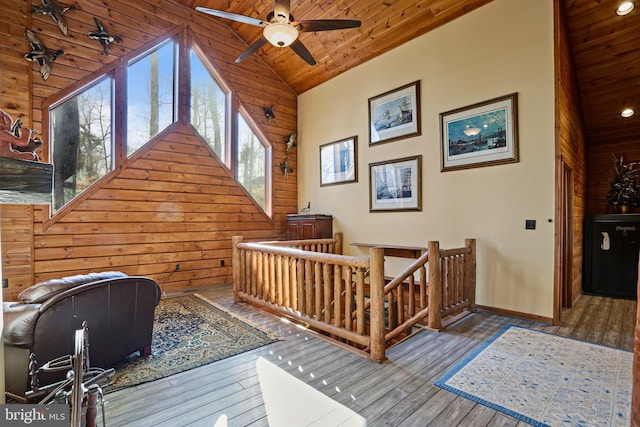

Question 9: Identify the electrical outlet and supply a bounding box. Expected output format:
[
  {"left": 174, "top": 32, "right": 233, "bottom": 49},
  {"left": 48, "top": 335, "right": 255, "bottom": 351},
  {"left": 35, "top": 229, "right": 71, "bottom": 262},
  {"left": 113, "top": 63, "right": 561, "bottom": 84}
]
[
  {"left": 2, "top": 278, "right": 8, "bottom": 288},
  {"left": 220, "top": 260, "right": 225, "bottom": 267},
  {"left": 525, "top": 219, "right": 536, "bottom": 230},
  {"left": 175, "top": 264, "right": 181, "bottom": 271}
]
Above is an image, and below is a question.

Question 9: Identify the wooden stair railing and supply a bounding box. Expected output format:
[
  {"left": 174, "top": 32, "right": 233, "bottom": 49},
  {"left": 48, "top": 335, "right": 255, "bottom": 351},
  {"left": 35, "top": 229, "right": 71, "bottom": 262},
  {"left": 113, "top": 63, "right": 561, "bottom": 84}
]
[{"left": 232, "top": 235, "right": 476, "bottom": 362}]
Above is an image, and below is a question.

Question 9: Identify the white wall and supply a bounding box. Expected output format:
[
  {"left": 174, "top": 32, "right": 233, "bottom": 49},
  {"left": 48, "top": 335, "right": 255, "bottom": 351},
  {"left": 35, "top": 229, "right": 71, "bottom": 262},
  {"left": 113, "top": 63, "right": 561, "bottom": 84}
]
[{"left": 297, "top": 0, "right": 555, "bottom": 318}]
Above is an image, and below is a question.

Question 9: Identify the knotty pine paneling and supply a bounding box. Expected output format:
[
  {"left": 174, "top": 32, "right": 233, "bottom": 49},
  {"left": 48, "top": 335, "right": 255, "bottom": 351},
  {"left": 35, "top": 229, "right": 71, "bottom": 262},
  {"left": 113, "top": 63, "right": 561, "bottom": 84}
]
[
  {"left": 587, "top": 141, "right": 640, "bottom": 215},
  {"left": 556, "top": 1, "right": 587, "bottom": 308},
  {"left": 1, "top": 0, "right": 297, "bottom": 301}
]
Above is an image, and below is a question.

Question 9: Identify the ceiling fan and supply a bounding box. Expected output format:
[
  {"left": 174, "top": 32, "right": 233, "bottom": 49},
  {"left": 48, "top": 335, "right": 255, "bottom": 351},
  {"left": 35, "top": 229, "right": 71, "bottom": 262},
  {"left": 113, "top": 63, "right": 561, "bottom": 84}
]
[{"left": 195, "top": 0, "right": 361, "bottom": 66}]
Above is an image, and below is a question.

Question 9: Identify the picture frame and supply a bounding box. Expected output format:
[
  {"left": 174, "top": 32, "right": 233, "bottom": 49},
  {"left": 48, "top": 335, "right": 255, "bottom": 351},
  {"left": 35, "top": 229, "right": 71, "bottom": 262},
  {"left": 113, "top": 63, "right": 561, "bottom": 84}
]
[
  {"left": 440, "top": 92, "right": 519, "bottom": 172},
  {"left": 369, "top": 155, "right": 422, "bottom": 212},
  {"left": 368, "top": 81, "right": 421, "bottom": 145},
  {"left": 320, "top": 136, "right": 358, "bottom": 186}
]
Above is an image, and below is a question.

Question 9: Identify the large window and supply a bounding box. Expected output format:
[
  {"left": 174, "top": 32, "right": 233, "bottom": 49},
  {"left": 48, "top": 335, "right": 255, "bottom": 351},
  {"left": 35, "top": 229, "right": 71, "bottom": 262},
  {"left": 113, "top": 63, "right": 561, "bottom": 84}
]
[
  {"left": 190, "top": 49, "right": 229, "bottom": 163},
  {"left": 237, "top": 113, "right": 269, "bottom": 211},
  {"left": 127, "top": 40, "right": 177, "bottom": 156},
  {"left": 51, "top": 76, "right": 114, "bottom": 211},
  {"left": 48, "top": 34, "right": 272, "bottom": 216}
]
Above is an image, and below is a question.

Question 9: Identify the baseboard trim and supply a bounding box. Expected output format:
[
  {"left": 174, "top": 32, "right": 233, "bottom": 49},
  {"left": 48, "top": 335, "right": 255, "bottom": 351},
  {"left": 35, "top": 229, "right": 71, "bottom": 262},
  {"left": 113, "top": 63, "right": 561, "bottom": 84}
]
[{"left": 476, "top": 304, "right": 553, "bottom": 324}]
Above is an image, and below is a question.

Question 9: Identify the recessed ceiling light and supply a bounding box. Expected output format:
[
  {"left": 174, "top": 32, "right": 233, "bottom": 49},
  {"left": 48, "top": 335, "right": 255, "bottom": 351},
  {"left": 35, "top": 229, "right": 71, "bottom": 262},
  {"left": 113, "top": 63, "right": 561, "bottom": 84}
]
[
  {"left": 616, "top": 1, "right": 635, "bottom": 15},
  {"left": 621, "top": 108, "right": 635, "bottom": 117}
]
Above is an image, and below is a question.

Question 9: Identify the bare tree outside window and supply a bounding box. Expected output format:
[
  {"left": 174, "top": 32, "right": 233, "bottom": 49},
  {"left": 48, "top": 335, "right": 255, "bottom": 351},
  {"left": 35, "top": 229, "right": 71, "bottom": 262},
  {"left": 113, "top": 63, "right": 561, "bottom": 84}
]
[
  {"left": 51, "top": 76, "right": 113, "bottom": 211},
  {"left": 237, "top": 114, "right": 266, "bottom": 210},
  {"left": 190, "top": 49, "right": 227, "bottom": 162},
  {"left": 127, "top": 40, "right": 176, "bottom": 156}
]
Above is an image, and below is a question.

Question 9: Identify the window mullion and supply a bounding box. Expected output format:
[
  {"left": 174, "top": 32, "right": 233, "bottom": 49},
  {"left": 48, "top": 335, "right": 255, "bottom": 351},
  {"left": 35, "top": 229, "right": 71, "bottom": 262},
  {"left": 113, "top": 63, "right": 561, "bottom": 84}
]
[{"left": 114, "top": 60, "right": 127, "bottom": 168}]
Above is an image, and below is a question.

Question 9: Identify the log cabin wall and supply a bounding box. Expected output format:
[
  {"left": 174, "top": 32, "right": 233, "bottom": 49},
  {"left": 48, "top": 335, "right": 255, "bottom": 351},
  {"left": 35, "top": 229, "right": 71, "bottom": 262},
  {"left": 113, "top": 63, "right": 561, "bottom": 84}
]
[
  {"left": 555, "top": 0, "right": 586, "bottom": 307},
  {"left": 0, "top": 0, "right": 297, "bottom": 300}
]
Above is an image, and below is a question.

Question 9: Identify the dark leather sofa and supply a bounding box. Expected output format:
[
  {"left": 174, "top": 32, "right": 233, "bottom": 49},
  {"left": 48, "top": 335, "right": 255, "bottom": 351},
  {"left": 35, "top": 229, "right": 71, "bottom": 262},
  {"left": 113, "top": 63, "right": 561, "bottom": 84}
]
[{"left": 2, "top": 272, "right": 161, "bottom": 397}]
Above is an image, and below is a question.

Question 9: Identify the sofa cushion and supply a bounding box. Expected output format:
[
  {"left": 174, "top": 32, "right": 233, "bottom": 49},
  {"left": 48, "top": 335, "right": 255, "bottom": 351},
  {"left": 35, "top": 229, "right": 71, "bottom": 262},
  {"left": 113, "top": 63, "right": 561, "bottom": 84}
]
[{"left": 18, "top": 271, "right": 128, "bottom": 304}]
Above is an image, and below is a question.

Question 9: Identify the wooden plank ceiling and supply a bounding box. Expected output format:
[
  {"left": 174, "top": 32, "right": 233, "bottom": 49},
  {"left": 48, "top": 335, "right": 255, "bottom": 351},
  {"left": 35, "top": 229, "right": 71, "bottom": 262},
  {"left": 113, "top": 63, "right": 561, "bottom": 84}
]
[{"left": 180, "top": 0, "right": 640, "bottom": 146}]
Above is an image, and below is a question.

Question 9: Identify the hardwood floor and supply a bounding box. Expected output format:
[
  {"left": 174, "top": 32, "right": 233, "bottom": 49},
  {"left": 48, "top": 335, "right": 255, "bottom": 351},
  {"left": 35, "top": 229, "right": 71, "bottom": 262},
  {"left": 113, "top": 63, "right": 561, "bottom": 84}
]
[{"left": 103, "top": 285, "right": 637, "bottom": 426}]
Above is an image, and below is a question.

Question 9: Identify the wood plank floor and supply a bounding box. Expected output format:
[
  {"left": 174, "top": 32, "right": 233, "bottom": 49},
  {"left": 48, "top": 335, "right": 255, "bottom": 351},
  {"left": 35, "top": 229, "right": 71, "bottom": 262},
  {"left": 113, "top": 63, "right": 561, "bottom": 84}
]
[{"left": 103, "top": 285, "right": 637, "bottom": 426}]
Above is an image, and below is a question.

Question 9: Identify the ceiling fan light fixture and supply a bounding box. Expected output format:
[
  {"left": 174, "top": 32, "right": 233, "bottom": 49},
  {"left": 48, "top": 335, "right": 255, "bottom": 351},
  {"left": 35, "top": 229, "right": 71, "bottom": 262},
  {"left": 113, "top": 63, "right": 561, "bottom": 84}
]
[
  {"left": 616, "top": 1, "right": 635, "bottom": 15},
  {"left": 621, "top": 108, "right": 635, "bottom": 118},
  {"left": 263, "top": 23, "right": 298, "bottom": 47}
]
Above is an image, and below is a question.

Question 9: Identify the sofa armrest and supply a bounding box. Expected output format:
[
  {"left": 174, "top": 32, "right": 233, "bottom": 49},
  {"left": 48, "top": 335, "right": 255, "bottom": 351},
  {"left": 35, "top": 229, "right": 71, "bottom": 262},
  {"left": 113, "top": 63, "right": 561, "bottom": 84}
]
[{"left": 2, "top": 302, "right": 40, "bottom": 348}]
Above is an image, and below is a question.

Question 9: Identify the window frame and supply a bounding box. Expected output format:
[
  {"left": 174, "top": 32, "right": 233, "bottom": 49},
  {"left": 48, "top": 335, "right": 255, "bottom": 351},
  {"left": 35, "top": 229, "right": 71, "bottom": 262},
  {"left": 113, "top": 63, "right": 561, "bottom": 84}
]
[
  {"left": 41, "top": 27, "right": 274, "bottom": 226},
  {"left": 125, "top": 37, "right": 180, "bottom": 158},
  {"left": 188, "top": 43, "right": 232, "bottom": 167},
  {"left": 235, "top": 105, "right": 273, "bottom": 216}
]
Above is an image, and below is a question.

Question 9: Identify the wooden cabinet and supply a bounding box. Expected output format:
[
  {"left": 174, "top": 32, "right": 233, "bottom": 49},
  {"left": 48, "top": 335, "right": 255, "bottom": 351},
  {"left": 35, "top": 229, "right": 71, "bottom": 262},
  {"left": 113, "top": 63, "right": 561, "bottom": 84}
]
[{"left": 286, "top": 214, "right": 333, "bottom": 240}]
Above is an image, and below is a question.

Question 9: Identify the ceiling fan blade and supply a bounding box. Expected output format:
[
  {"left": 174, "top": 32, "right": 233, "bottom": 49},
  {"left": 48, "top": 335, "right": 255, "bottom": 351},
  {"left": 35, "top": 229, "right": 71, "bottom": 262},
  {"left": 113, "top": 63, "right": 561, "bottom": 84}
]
[
  {"left": 236, "top": 37, "right": 268, "bottom": 63},
  {"left": 274, "top": 0, "right": 291, "bottom": 21},
  {"left": 195, "top": 7, "right": 267, "bottom": 27},
  {"left": 290, "top": 39, "right": 316, "bottom": 66},
  {"left": 294, "top": 19, "right": 362, "bottom": 32}
]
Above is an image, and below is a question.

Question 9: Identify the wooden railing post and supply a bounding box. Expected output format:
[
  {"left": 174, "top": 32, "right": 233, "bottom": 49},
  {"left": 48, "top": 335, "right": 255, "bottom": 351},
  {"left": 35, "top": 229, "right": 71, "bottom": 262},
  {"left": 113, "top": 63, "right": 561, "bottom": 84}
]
[
  {"left": 466, "top": 238, "right": 477, "bottom": 312},
  {"left": 334, "top": 232, "right": 343, "bottom": 255},
  {"left": 427, "top": 241, "right": 442, "bottom": 330},
  {"left": 232, "top": 236, "right": 243, "bottom": 303},
  {"left": 369, "top": 247, "right": 386, "bottom": 362}
]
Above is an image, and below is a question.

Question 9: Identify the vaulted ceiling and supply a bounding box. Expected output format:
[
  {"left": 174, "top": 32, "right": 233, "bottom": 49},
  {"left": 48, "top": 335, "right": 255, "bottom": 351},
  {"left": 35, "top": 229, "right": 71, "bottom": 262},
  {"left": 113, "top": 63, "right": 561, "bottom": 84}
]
[{"left": 181, "top": 0, "right": 640, "bottom": 147}]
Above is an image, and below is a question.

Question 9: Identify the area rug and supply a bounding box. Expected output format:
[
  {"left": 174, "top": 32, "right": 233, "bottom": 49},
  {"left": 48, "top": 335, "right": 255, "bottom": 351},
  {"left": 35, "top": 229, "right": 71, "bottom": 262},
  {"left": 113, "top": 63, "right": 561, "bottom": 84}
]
[
  {"left": 106, "top": 293, "right": 280, "bottom": 393},
  {"left": 434, "top": 325, "right": 633, "bottom": 426}
]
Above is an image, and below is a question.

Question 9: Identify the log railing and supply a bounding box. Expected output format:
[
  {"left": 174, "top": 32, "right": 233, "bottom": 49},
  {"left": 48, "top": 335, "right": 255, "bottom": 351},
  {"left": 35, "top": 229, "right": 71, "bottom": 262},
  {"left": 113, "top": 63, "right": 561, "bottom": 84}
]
[{"left": 232, "top": 234, "right": 476, "bottom": 361}]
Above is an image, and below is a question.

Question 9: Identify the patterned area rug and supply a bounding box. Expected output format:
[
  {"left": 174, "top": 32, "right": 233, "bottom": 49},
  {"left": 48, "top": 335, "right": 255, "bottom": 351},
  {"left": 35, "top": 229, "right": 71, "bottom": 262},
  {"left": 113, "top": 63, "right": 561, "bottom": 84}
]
[
  {"left": 435, "top": 325, "right": 633, "bottom": 427},
  {"left": 105, "top": 293, "right": 280, "bottom": 393}
]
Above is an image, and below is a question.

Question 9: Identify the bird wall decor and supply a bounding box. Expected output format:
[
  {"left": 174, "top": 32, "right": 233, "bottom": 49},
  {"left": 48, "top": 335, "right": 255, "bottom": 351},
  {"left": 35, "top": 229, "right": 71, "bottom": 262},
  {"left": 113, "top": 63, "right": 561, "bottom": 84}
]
[
  {"left": 32, "top": 0, "right": 75, "bottom": 36},
  {"left": 279, "top": 156, "right": 293, "bottom": 181},
  {"left": 285, "top": 132, "right": 297, "bottom": 154},
  {"left": 263, "top": 105, "right": 275, "bottom": 123},
  {"left": 24, "top": 29, "right": 64, "bottom": 81},
  {"left": 0, "top": 110, "right": 42, "bottom": 161},
  {"left": 88, "top": 17, "right": 123, "bottom": 55}
]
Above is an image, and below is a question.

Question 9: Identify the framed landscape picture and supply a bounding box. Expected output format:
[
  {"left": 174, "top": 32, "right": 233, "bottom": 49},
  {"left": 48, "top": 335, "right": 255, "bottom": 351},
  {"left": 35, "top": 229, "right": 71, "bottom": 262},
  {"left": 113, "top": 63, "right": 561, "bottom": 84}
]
[
  {"left": 368, "top": 81, "right": 421, "bottom": 145},
  {"left": 369, "top": 155, "right": 422, "bottom": 212},
  {"left": 320, "top": 136, "right": 358, "bottom": 186},
  {"left": 440, "top": 93, "right": 519, "bottom": 172}
]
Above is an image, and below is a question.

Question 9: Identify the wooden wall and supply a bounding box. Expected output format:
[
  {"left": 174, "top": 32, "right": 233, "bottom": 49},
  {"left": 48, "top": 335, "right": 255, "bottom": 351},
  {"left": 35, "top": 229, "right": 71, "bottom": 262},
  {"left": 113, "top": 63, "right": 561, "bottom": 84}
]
[
  {"left": 0, "top": 0, "right": 297, "bottom": 300},
  {"left": 586, "top": 141, "right": 640, "bottom": 215},
  {"left": 556, "top": 0, "right": 587, "bottom": 308}
]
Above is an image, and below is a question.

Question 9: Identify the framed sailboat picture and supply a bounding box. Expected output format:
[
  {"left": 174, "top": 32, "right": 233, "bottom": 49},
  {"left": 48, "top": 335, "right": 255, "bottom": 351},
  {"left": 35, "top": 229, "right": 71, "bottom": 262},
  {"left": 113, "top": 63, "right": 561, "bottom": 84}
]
[
  {"left": 368, "top": 81, "right": 421, "bottom": 145},
  {"left": 440, "top": 93, "right": 519, "bottom": 172}
]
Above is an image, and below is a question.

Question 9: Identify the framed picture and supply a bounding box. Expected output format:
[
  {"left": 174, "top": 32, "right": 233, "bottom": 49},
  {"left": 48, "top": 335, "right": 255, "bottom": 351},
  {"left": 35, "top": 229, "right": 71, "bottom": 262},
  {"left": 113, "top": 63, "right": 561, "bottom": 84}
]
[
  {"left": 320, "top": 136, "right": 358, "bottom": 186},
  {"left": 369, "top": 155, "right": 422, "bottom": 212},
  {"left": 368, "top": 81, "right": 421, "bottom": 145},
  {"left": 440, "top": 93, "right": 519, "bottom": 172}
]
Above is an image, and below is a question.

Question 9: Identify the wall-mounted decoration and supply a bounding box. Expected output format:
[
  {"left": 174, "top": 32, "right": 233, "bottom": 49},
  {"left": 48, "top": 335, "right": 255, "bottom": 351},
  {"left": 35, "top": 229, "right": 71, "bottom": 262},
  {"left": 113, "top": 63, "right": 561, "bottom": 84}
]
[
  {"left": 369, "top": 155, "right": 422, "bottom": 212},
  {"left": 24, "top": 29, "right": 64, "bottom": 81},
  {"left": 279, "top": 156, "right": 293, "bottom": 181},
  {"left": 88, "top": 17, "right": 123, "bottom": 55},
  {"left": 368, "top": 81, "right": 421, "bottom": 145},
  {"left": 285, "top": 132, "right": 297, "bottom": 154},
  {"left": 263, "top": 105, "right": 275, "bottom": 123},
  {"left": 0, "top": 110, "right": 42, "bottom": 161},
  {"left": 320, "top": 135, "right": 358, "bottom": 186},
  {"left": 440, "top": 93, "right": 519, "bottom": 172},
  {"left": 32, "top": 0, "right": 75, "bottom": 36}
]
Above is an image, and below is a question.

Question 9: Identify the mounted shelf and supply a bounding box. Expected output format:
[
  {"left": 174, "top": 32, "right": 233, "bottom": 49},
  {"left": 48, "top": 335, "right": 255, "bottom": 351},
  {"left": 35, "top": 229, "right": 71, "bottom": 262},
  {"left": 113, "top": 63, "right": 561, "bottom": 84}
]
[{"left": 0, "top": 157, "right": 53, "bottom": 205}]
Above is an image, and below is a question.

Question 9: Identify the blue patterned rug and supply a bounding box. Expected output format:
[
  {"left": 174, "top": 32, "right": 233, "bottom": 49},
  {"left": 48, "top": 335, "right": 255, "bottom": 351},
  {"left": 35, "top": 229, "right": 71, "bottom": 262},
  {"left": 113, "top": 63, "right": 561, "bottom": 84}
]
[
  {"left": 435, "top": 325, "right": 633, "bottom": 426},
  {"left": 106, "top": 293, "right": 280, "bottom": 392}
]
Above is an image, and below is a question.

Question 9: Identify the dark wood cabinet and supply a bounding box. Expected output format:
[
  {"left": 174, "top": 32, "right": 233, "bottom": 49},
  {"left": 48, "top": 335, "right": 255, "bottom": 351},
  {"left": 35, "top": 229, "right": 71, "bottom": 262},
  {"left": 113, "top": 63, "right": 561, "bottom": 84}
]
[
  {"left": 286, "top": 214, "right": 333, "bottom": 240},
  {"left": 583, "top": 214, "right": 640, "bottom": 299}
]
